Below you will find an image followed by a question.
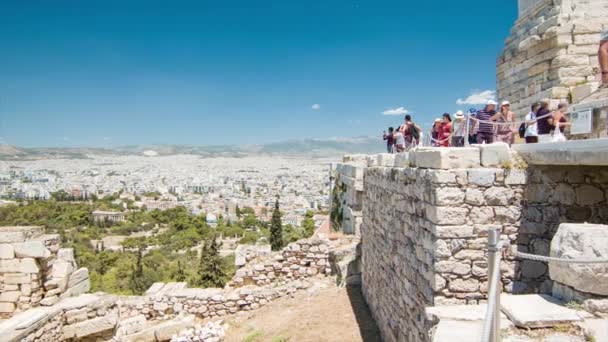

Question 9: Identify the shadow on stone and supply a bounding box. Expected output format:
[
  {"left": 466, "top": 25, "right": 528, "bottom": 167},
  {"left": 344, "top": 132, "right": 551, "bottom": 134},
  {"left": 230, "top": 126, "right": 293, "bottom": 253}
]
[{"left": 346, "top": 285, "right": 383, "bottom": 342}]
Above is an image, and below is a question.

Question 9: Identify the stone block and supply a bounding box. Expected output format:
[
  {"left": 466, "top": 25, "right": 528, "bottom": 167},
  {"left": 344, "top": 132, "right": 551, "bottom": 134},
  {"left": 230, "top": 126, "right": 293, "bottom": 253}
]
[
  {"left": 571, "top": 82, "right": 599, "bottom": 103},
  {"left": 433, "top": 225, "right": 475, "bottom": 239},
  {"left": 0, "top": 258, "right": 38, "bottom": 273},
  {"left": 468, "top": 169, "right": 496, "bottom": 187},
  {"left": 13, "top": 241, "right": 51, "bottom": 258},
  {"left": 0, "top": 244, "right": 14, "bottom": 259},
  {"left": 412, "top": 147, "right": 480, "bottom": 169},
  {"left": 504, "top": 169, "right": 527, "bottom": 185},
  {"left": 67, "top": 268, "right": 89, "bottom": 289},
  {"left": 0, "top": 291, "right": 21, "bottom": 303},
  {"left": 60, "top": 279, "right": 90, "bottom": 299},
  {"left": 575, "top": 184, "right": 604, "bottom": 206},
  {"left": 376, "top": 153, "right": 395, "bottom": 167},
  {"left": 114, "top": 314, "right": 147, "bottom": 336},
  {"left": 0, "top": 231, "right": 26, "bottom": 244},
  {"left": 0, "top": 302, "right": 15, "bottom": 313},
  {"left": 501, "top": 294, "right": 582, "bottom": 328},
  {"left": 62, "top": 311, "right": 118, "bottom": 339},
  {"left": 393, "top": 152, "right": 410, "bottom": 167},
  {"left": 551, "top": 54, "right": 589, "bottom": 68},
  {"left": 427, "top": 207, "right": 468, "bottom": 225},
  {"left": 549, "top": 223, "right": 608, "bottom": 296},
  {"left": 40, "top": 295, "right": 59, "bottom": 306},
  {"left": 4, "top": 273, "right": 30, "bottom": 284},
  {"left": 51, "top": 259, "right": 74, "bottom": 279},
  {"left": 57, "top": 248, "right": 75, "bottom": 263},
  {"left": 433, "top": 187, "right": 465, "bottom": 205},
  {"left": 476, "top": 142, "right": 512, "bottom": 167},
  {"left": 153, "top": 315, "right": 196, "bottom": 341}
]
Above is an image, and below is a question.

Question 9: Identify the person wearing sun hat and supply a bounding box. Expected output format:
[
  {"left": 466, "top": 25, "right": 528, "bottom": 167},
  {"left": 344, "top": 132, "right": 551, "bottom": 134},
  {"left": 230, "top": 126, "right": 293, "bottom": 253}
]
[
  {"left": 451, "top": 110, "right": 466, "bottom": 147},
  {"left": 495, "top": 100, "right": 516, "bottom": 145}
]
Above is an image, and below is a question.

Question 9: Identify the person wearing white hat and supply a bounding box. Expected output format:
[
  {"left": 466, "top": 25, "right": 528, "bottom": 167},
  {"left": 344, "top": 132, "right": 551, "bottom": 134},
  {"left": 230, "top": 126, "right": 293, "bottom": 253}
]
[
  {"left": 451, "top": 110, "right": 466, "bottom": 147},
  {"left": 472, "top": 100, "right": 499, "bottom": 144},
  {"left": 495, "top": 100, "right": 516, "bottom": 145}
]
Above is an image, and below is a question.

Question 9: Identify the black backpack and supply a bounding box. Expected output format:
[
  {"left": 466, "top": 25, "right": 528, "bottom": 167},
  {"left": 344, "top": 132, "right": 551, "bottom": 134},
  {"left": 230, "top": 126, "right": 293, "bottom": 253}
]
[
  {"left": 518, "top": 122, "right": 526, "bottom": 138},
  {"left": 409, "top": 124, "right": 420, "bottom": 140}
]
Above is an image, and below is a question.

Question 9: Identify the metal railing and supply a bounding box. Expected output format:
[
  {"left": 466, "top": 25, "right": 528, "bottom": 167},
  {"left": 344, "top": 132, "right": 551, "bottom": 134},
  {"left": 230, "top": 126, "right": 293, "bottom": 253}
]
[{"left": 481, "top": 228, "right": 608, "bottom": 342}]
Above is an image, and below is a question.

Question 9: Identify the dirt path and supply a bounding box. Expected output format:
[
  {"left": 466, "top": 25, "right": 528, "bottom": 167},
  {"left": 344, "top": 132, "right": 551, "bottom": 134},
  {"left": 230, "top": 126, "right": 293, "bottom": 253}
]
[{"left": 223, "top": 280, "right": 382, "bottom": 342}]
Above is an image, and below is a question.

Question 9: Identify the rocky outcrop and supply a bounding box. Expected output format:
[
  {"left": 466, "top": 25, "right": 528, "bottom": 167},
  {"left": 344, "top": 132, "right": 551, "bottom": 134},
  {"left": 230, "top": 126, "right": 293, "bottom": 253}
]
[
  {"left": 549, "top": 223, "right": 608, "bottom": 296},
  {"left": 0, "top": 226, "right": 90, "bottom": 318}
]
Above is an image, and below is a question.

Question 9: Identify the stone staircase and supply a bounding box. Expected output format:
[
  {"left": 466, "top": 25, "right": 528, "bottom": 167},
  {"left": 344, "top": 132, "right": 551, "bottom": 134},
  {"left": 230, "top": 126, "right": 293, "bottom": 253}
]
[{"left": 429, "top": 294, "right": 607, "bottom": 342}]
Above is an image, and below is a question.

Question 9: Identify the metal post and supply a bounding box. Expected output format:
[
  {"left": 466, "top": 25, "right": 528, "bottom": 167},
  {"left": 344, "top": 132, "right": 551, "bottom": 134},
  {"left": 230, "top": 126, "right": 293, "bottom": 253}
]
[
  {"left": 487, "top": 228, "right": 501, "bottom": 342},
  {"left": 465, "top": 114, "right": 471, "bottom": 147}
]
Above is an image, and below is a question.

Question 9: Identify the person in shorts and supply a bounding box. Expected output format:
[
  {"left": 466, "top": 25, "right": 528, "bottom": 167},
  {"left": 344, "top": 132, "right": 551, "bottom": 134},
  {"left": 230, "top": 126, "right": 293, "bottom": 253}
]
[
  {"left": 475, "top": 100, "right": 498, "bottom": 144},
  {"left": 451, "top": 111, "right": 466, "bottom": 147}
]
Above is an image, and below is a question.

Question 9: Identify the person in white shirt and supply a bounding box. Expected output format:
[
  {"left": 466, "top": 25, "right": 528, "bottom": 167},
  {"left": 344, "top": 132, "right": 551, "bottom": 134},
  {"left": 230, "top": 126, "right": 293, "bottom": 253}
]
[
  {"left": 524, "top": 102, "right": 540, "bottom": 143},
  {"left": 393, "top": 127, "right": 406, "bottom": 152}
]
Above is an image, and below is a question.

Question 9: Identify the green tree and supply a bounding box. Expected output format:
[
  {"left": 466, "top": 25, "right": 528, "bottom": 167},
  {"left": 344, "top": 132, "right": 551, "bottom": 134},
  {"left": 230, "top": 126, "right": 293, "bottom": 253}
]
[
  {"left": 269, "top": 198, "right": 283, "bottom": 251},
  {"left": 301, "top": 210, "right": 316, "bottom": 238},
  {"left": 195, "top": 235, "right": 226, "bottom": 288},
  {"left": 235, "top": 205, "right": 241, "bottom": 219},
  {"left": 128, "top": 246, "right": 148, "bottom": 294},
  {"left": 174, "top": 260, "right": 187, "bottom": 282}
]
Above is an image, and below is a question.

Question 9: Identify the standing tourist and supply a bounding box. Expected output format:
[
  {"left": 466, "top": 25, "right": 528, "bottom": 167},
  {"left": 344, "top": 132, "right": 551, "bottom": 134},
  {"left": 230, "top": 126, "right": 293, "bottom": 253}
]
[
  {"left": 431, "top": 119, "right": 442, "bottom": 146},
  {"left": 400, "top": 114, "right": 422, "bottom": 149},
  {"left": 474, "top": 100, "right": 498, "bottom": 144},
  {"left": 438, "top": 113, "right": 452, "bottom": 147},
  {"left": 451, "top": 111, "right": 466, "bottom": 147},
  {"left": 524, "top": 102, "right": 540, "bottom": 144},
  {"left": 536, "top": 99, "right": 552, "bottom": 143},
  {"left": 495, "top": 101, "right": 516, "bottom": 145},
  {"left": 393, "top": 127, "right": 406, "bottom": 152},
  {"left": 383, "top": 127, "right": 395, "bottom": 153},
  {"left": 600, "top": 28, "right": 608, "bottom": 87},
  {"left": 467, "top": 108, "right": 478, "bottom": 145},
  {"left": 550, "top": 102, "right": 570, "bottom": 141}
]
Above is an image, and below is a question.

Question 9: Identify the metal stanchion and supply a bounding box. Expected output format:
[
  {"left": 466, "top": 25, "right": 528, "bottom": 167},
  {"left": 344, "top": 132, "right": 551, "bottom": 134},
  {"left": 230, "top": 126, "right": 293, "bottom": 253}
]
[
  {"left": 465, "top": 114, "right": 471, "bottom": 147},
  {"left": 487, "top": 228, "right": 501, "bottom": 342}
]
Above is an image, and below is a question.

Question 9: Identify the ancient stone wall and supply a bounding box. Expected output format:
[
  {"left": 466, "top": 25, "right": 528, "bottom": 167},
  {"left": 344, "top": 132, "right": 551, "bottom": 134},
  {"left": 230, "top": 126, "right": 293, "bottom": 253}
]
[
  {"left": 519, "top": 165, "right": 608, "bottom": 293},
  {"left": 358, "top": 144, "right": 608, "bottom": 342},
  {"left": 497, "top": 0, "right": 608, "bottom": 117},
  {"left": 333, "top": 155, "right": 367, "bottom": 235},
  {"left": 361, "top": 153, "right": 527, "bottom": 342},
  {"left": 228, "top": 238, "right": 331, "bottom": 288},
  {"left": 0, "top": 226, "right": 89, "bottom": 318}
]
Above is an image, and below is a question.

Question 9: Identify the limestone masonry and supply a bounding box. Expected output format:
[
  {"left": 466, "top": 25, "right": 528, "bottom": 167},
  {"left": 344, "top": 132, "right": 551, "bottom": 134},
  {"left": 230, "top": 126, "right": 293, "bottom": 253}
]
[
  {"left": 0, "top": 226, "right": 90, "bottom": 319},
  {"left": 333, "top": 140, "right": 608, "bottom": 342},
  {"left": 497, "top": 0, "right": 608, "bottom": 117}
]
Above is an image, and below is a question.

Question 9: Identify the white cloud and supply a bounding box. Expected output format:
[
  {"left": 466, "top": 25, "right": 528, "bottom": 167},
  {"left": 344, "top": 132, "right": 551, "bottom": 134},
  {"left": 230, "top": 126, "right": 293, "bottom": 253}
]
[
  {"left": 382, "top": 107, "right": 410, "bottom": 116},
  {"left": 456, "top": 90, "right": 496, "bottom": 105},
  {"left": 311, "top": 104, "right": 321, "bottom": 110}
]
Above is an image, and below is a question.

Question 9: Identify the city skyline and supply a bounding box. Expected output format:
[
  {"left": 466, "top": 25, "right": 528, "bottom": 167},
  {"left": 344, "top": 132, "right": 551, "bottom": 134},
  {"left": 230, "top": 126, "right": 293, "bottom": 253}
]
[{"left": 0, "top": 0, "right": 516, "bottom": 147}]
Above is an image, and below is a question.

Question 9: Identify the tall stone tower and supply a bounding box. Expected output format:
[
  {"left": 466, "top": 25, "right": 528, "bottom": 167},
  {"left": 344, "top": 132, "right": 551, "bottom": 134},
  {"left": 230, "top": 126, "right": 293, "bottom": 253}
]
[{"left": 497, "top": 0, "right": 607, "bottom": 117}]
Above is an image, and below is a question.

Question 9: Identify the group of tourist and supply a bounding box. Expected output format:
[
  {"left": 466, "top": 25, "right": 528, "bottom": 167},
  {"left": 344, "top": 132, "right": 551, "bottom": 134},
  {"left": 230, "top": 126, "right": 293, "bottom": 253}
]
[
  {"left": 381, "top": 28, "right": 608, "bottom": 153},
  {"left": 382, "top": 99, "right": 573, "bottom": 153}
]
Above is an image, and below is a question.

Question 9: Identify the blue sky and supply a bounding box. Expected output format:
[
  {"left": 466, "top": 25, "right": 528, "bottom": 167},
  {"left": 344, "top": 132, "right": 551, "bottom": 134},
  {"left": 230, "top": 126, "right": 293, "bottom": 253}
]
[{"left": 0, "top": 0, "right": 516, "bottom": 147}]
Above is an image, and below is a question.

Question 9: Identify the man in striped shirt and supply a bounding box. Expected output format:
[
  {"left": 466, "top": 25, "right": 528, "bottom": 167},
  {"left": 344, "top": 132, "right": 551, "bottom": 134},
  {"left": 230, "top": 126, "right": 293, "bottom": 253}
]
[{"left": 475, "top": 100, "right": 499, "bottom": 144}]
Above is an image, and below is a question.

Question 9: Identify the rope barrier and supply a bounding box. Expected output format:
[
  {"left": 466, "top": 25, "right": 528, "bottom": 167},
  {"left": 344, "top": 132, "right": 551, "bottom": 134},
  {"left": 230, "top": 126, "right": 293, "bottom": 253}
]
[
  {"left": 509, "top": 247, "right": 608, "bottom": 264},
  {"left": 470, "top": 111, "right": 559, "bottom": 127}
]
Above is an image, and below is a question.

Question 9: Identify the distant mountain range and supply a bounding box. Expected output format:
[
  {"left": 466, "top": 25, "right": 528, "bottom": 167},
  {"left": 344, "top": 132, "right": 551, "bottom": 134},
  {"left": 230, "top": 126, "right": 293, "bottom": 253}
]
[{"left": 0, "top": 136, "right": 383, "bottom": 160}]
